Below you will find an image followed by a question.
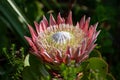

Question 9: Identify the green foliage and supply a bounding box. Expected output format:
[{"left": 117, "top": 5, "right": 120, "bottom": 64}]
[
  {"left": 86, "top": 58, "right": 108, "bottom": 79},
  {"left": 0, "top": 44, "right": 25, "bottom": 80}
]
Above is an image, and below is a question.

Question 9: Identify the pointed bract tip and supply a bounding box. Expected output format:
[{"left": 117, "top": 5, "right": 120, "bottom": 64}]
[
  {"left": 67, "top": 11, "right": 73, "bottom": 25},
  {"left": 94, "top": 22, "right": 99, "bottom": 30},
  {"left": 79, "top": 15, "right": 86, "bottom": 28},
  {"left": 57, "top": 12, "right": 65, "bottom": 24},
  {"left": 50, "top": 13, "right": 56, "bottom": 25},
  {"left": 87, "top": 17, "right": 91, "bottom": 21},
  {"left": 43, "top": 15, "right": 46, "bottom": 19},
  {"left": 83, "top": 15, "right": 86, "bottom": 19},
  {"left": 24, "top": 36, "right": 30, "bottom": 41}
]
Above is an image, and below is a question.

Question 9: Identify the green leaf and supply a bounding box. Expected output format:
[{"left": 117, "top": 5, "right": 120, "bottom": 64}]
[
  {"left": 0, "top": 0, "right": 29, "bottom": 46},
  {"left": 106, "top": 73, "right": 115, "bottom": 80},
  {"left": 24, "top": 54, "right": 30, "bottom": 67},
  {"left": 22, "top": 54, "right": 50, "bottom": 80},
  {"left": 22, "top": 66, "right": 39, "bottom": 80},
  {"left": 78, "top": 61, "right": 89, "bottom": 72},
  {"left": 87, "top": 57, "right": 108, "bottom": 79}
]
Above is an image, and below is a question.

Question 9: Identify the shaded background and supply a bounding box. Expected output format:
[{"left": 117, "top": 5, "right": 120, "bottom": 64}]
[{"left": 0, "top": 0, "right": 120, "bottom": 80}]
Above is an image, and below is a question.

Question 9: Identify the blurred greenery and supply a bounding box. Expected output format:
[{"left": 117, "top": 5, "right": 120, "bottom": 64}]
[
  {"left": 0, "top": 0, "right": 120, "bottom": 80},
  {"left": 1, "top": 44, "right": 24, "bottom": 80}
]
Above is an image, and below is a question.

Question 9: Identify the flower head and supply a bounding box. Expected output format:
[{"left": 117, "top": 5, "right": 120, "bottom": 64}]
[{"left": 25, "top": 11, "right": 100, "bottom": 65}]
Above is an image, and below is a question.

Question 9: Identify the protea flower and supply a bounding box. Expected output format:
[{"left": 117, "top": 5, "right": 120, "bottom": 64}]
[{"left": 25, "top": 11, "right": 100, "bottom": 65}]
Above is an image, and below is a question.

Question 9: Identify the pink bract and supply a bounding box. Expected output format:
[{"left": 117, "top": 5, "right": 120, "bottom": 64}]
[{"left": 24, "top": 11, "right": 100, "bottom": 65}]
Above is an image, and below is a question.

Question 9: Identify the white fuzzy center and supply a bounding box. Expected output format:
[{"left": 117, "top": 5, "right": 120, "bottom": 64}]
[{"left": 52, "top": 31, "right": 72, "bottom": 44}]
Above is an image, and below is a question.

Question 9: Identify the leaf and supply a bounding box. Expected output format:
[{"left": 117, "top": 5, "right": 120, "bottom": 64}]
[
  {"left": 22, "top": 54, "right": 50, "bottom": 80},
  {"left": 87, "top": 57, "right": 108, "bottom": 79},
  {"left": 78, "top": 61, "right": 89, "bottom": 72},
  {"left": 106, "top": 73, "right": 115, "bottom": 80},
  {"left": 22, "top": 66, "right": 39, "bottom": 80},
  {"left": 0, "top": 0, "right": 29, "bottom": 46},
  {"left": 24, "top": 54, "right": 30, "bottom": 67}
]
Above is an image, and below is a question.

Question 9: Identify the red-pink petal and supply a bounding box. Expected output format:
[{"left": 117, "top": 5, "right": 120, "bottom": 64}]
[
  {"left": 63, "top": 54, "right": 70, "bottom": 64},
  {"left": 38, "top": 23, "right": 43, "bottom": 33},
  {"left": 66, "top": 11, "right": 73, "bottom": 25},
  {"left": 80, "top": 55, "right": 88, "bottom": 61},
  {"left": 65, "top": 46, "right": 71, "bottom": 55},
  {"left": 50, "top": 14, "right": 56, "bottom": 26},
  {"left": 43, "top": 15, "right": 48, "bottom": 27},
  {"left": 82, "top": 17, "right": 90, "bottom": 32},
  {"left": 40, "top": 21, "right": 46, "bottom": 31},
  {"left": 93, "top": 22, "right": 98, "bottom": 30},
  {"left": 28, "top": 24, "right": 37, "bottom": 42},
  {"left": 55, "top": 49, "right": 63, "bottom": 63},
  {"left": 34, "top": 21, "right": 39, "bottom": 34},
  {"left": 76, "top": 22, "right": 79, "bottom": 28},
  {"left": 87, "top": 32, "right": 96, "bottom": 49},
  {"left": 87, "top": 44, "right": 97, "bottom": 54},
  {"left": 95, "top": 30, "right": 101, "bottom": 38},
  {"left": 88, "top": 25, "right": 94, "bottom": 39},
  {"left": 40, "top": 48, "right": 54, "bottom": 63},
  {"left": 73, "top": 47, "right": 80, "bottom": 59},
  {"left": 76, "top": 52, "right": 88, "bottom": 63},
  {"left": 57, "top": 13, "right": 65, "bottom": 24},
  {"left": 81, "top": 39, "right": 87, "bottom": 54},
  {"left": 24, "top": 36, "right": 38, "bottom": 52},
  {"left": 79, "top": 15, "right": 86, "bottom": 29}
]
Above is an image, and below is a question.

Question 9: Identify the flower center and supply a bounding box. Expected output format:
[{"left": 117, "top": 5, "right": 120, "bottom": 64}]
[{"left": 52, "top": 31, "right": 72, "bottom": 44}]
